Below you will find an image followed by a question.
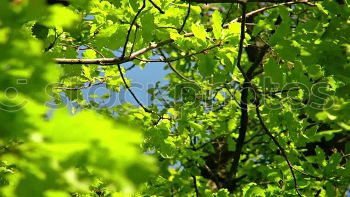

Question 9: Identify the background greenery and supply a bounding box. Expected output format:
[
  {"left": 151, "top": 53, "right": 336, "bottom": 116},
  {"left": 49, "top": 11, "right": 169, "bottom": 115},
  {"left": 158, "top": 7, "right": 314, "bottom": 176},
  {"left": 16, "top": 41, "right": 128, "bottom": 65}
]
[{"left": 0, "top": 0, "right": 349, "bottom": 196}]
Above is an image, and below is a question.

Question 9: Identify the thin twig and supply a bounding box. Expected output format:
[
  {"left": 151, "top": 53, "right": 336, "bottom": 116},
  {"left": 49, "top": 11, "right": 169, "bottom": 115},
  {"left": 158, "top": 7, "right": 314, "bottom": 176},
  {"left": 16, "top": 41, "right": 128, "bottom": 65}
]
[
  {"left": 148, "top": 0, "right": 165, "bottom": 14},
  {"left": 291, "top": 166, "right": 323, "bottom": 180},
  {"left": 157, "top": 26, "right": 180, "bottom": 31},
  {"left": 153, "top": 114, "right": 171, "bottom": 125},
  {"left": 244, "top": 132, "right": 265, "bottom": 144},
  {"left": 125, "top": 64, "right": 136, "bottom": 71},
  {"left": 121, "top": 0, "right": 146, "bottom": 58},
  {"left": 55, "top": 78, "right": 107, "bottom": 90},
  {"left": 202, "top": 4, "right": 223, "bottom": 11},
  {"left": 255, "top": 103, "right": 302, "bottom": 197},
  {"left": 179, "top": 3, "right": 191, "bottom": 33},
  {"left": 45, "top": 29, "right": 62, "bottom": 52},
  {"left": 224, "top": 84, "right": 240, "bottom": 106},
  {"left": 158, "top": 49, "right": 196, "bottom": 83},
  {"left": 84, "top": 44, "right": 106, "bottom": 58},
  {"left": 226, "top": 0, "right": 316, "bottom": 24},
  {"left": 258, "top": 87, "right": 301, "bottom": 95},
  {"left": 222, "top": 3, "right": 234, "bottom": 26},
  {"left": 117, "top": 64, "right": 152, "bottom": 113},
  {"left": 136, "top": 43, "right": 221, "bottom": 62},
  {"left": 129, "top": 27, "right": 139, "bottom": 57}
]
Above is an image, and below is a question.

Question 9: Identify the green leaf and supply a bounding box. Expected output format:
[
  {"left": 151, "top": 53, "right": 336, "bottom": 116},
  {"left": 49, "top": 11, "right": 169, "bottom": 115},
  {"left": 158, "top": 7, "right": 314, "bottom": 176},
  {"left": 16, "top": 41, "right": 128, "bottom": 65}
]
[
  {"left": 243, "top": 183, "right": 266, "bottom": 197},
  {"left": 315, "top": 146, "right": 326, "bottom": 164},
  {"left": 32, "top": 23, "right": 49, "bottom": 39},
  {"left": 264, "top": 58, "right": 283, "bottom": 85},
  {"left": 62, "top": 64, "right": 82, "bottom": 77},
  {"left": 228, "top": 119, "right": 237, "bottom": 131},
  {"left": 218, "top": 48, "right": 236, "bottom": 72},
  {"left": 227, "top": 137, "right": 235, "bottom": 151},
  {"left": 275, "top": 40, "right": 299, "bottom": 61},
  {"left": 82, "top": 49, "right": 97, "bottom": 58},
  {"left": 140, "top": 12, "right": 155, "bottom": 43},
  {"left": 197, "top": 54, "right": 215, "bottom": 77},
  {"left": 228, "top": 22, "right": 241, "bottom": 34},
  {"left": 191, "top": 23, "right": 207, "bottom": 41},
  {"left": 212, "top": 10, "right": 223, "bottom": 40},
  {"left": 1, "top": 1, "right": 350, "bottom": 196},
  {"left": 45, "top": 5, "right": 80, "bottom": 29}
]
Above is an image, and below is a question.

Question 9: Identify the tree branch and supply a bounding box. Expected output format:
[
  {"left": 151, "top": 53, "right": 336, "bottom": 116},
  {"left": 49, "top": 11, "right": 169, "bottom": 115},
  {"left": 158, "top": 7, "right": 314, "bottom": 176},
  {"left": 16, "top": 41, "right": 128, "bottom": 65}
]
[
  {"left": 192, "top": 175, "right": 200, "bottom": 197},
  {"left": 117, "top": 64, "right": 152, "bottom": 113},
  {"left": 129, "top": 39, "right": 174, "bottom": 59},
  {"left": 255, "top": 103, "right": 302, "bottom": 197},
  {"left": 228, "top": 3, "right": 249, "bottom": 184},
  {"left": 55, "top": 39, "right": 173, "bottom": 65},
  {"left": 235, "top": 3, "right": 249, "bottom": 82},
  {"left": 54, "top": 1, "right": 316, "bottom": 65},
  {"left": 179, "top": 3, "right": 191, "bottom": 33},
  {"left": 228, "top": 82, "right": 249, "bottom": 183}
]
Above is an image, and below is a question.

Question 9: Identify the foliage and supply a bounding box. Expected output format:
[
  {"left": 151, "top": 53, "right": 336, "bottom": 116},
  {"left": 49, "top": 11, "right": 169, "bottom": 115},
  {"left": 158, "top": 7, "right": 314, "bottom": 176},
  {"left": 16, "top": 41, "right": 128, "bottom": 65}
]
[{"left": 0, "top": 0, "right": 350, "bottom": 196}]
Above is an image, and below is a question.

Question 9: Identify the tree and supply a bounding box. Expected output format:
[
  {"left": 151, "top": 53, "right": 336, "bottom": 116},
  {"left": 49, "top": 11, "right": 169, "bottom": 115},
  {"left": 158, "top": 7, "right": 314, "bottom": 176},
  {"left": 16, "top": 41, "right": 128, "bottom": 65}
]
[{"left": 0, "top": 0, "right": 349, "bottom": 196}]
